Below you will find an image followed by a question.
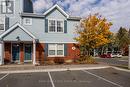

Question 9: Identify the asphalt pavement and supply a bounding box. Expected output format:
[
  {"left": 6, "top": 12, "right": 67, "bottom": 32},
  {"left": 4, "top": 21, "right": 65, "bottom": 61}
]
[
  {"left": 95, "top": 56, "right": 128, "bottom": 67},
  {"left": 0, "top": 68, "right": 130, "bottom": 87}
]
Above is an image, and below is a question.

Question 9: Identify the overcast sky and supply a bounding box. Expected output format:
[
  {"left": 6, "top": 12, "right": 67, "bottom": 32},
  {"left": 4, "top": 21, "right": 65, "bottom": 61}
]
[{"left": 32, "top": 0, "right": 130, "bottom": 32}]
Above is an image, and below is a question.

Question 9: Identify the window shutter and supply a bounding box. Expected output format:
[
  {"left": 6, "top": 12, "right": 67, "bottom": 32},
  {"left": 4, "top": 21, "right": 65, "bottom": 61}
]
[
  {"left": 5, "top": 17, "right": 9, "bottom": 30},
  {"left": 45, "top": 19, "right": 48, "bottom": 33},
  {"left": 44, "top": 43, "right": 48, "bottom": 59},
  {"left": 64, "top": 44, "right": 67, "bottom": 56},
  {"left": 64, "top": 20, "right": 67, "bottom": 33}
]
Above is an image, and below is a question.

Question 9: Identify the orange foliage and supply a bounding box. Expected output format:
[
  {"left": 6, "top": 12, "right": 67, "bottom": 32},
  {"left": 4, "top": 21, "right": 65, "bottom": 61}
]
[{"left": 74, "top": 14, "right": 113, "bottom": 49}]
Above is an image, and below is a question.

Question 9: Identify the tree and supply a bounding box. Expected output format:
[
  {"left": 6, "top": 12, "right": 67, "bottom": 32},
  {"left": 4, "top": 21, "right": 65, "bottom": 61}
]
[
  {"left": 74, "top": 14, "right": 112, "bottom": 57},
  {"left": 115, "top": 27, "right": 130, "bottom": 55}
]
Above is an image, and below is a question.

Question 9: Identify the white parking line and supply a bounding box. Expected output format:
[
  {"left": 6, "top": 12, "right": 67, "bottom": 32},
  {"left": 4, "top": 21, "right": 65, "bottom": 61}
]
[
  {"left": 82, "top": 70, "right": 123, "bottom": 87},
  {"left": 48, "top": 72, "right": 55, "bottom": 87},
  {"left": 0, "top": 73, "right": 9, "bottom": 81}
]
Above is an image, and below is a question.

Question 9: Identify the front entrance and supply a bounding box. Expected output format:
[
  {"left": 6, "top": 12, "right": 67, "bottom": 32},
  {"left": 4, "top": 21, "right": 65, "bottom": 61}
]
[
  {"left": 12, "top": 43, "right": 32, "bottom": 63},
  {"left": 24, "top": 44, "right": 32, "bottom": 61},
  {"left": 12, "top": 44, "right": 20, "bottom": 61}
]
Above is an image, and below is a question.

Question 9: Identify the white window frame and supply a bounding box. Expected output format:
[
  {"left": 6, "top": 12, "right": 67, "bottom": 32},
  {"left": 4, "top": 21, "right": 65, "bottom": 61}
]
[
  {"left": 48, "top": 44, "right": 56, "bottom": 57},
  {"left": 48, "top": 19, "right": 64, "bottom": 33},
  {"left": 0, "top": 16, "right": 5, "bottom": 31},
  {"left": 48, "top": 19, "right": 56, "bottom": 33},
  {"left": 57, "top": 20, "right": 64, "bottom": 33},
  {"left": 48, "top": 44, "right": 64, "bottom": 57},
  {"left": 23, "top": 18, "right": 32, "bottom": 25}
]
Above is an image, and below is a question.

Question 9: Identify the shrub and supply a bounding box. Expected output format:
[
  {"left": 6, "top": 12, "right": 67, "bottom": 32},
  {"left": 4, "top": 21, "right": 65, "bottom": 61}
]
[
  {"left": 4, "top": 59, "right": 11, "bottom": 64},
  {"left": 85, "top": 56, "right": 96, "bottom": 64},
  {"left": 76, "top": 55, "right": 96, "bottom": 64},
  {"left": 65, "top": 59, "right": 73, "bottom": 64},
  {"left": 44, "top": 60, "right": 55, "bottom": 65},
  {"left": 54, "top": 57, "right": 64, "bottom": 64}
]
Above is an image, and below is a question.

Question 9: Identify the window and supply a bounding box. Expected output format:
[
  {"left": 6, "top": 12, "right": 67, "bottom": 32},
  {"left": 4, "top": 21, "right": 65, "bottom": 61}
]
[
  {"left": 48, "top": 44, "right": 64, "bottom": 57},
  {"left": 0, "top": 16, "right": 5, "bottom": 31},
  {"left": 48, "top": 19, "right": 64, "bottom": 33},
  {"left": 48, "top": 44, "right": 56, "bottom": 56},
  {"left": 24, "top": 18, "right": 32, "bottom": 25},
  {"left": 49, "top": 20, "right": 55, "bottom": 32},
  {"left": 57, "top": 44, "right": 64, "bottom": 55},
  {"left": 57, "top": 21, "right": 63, "bottom": 32}
]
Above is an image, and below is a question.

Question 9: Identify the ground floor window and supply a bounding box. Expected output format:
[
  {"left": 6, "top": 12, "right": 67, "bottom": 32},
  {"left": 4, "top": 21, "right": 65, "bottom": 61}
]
[{"left": 48, "top": 44, "right": 64, "bottom": 57}]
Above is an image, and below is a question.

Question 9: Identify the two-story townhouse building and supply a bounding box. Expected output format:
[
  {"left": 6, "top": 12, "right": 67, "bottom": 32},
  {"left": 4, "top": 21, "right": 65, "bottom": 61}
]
[{"left": 0, "top": 0, "right": 81, "bottom": 65}]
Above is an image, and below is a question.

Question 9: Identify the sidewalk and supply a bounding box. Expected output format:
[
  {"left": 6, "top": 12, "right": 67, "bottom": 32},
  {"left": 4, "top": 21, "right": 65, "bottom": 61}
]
[{"left": 0, "top": 63, "right": 110, "bottom": 74}]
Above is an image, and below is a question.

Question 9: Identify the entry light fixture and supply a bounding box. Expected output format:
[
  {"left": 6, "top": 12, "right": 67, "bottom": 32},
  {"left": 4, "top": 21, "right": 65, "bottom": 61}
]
[{"left": 16, "top": 36, "right": 20, "bottom": 41}]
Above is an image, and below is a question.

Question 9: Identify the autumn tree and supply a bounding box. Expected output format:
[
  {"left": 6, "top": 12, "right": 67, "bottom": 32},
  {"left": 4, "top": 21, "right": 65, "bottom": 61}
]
[{"left": 74, "top": 14, "right": 112, "bottom": 57}]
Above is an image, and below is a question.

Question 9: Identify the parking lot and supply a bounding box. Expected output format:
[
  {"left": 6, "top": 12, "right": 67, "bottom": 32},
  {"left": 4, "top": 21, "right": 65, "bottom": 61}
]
[
  {"left": 96, "top": 57, "right": 128, "bottom": 67},
  {"left": 0, "top": 68, "right": 130, "bottom": 87}
]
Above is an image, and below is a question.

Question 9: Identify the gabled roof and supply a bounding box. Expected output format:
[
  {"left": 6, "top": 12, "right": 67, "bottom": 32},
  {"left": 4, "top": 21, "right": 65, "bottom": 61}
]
[
  {"left": 0, "top": 23, "right": 36, "bottom": 39},
  {"left": 43, "top": 4, "right": 69, "bottom": 18},
  {"left": 21, "top": 4, "right": 81, "bottom": 21}
]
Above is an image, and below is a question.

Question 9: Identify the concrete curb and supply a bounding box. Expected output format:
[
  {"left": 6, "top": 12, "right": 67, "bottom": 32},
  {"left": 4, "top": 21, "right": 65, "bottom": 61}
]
[
  {"left": 0, "top": 66, "right": 111, "bottom": 74},
  {"left": 112, "top": 66, "right": 130, "bottom": 72}
]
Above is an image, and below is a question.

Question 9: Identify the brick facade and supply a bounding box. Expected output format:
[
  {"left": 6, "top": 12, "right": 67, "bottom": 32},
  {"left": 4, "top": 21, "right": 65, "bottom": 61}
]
[
  {"left": 46, "top": 43, "right": 80, "bottom": 61},
  {"left": 4, "top": 42, "right": 11, "bottom": 63},
  {"left": 20, "top": 43, "right": 24, "bottom": 63},
  {"left": 66, "top": 43, "right": 80, "bottom": 59},
  {"left": 36, "top": 43, "right": 44, "bottom": 64},
  {"left": 4, "top": 43, "right": 80, "bottom": 64}
]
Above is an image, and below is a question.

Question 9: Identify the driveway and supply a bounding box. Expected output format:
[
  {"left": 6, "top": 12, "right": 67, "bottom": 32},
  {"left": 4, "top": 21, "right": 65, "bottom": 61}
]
[{"left": 0, "top": 68, "right": 130, "bottom": 87}]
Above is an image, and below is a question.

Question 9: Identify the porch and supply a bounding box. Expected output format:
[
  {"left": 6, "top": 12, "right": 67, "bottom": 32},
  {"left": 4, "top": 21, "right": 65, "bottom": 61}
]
[
  {"left": 0, "top": 23, "right": 37, "bottom": 65},
  {"left": 4, "top": 42, "right": 36, "bottom": 64}
]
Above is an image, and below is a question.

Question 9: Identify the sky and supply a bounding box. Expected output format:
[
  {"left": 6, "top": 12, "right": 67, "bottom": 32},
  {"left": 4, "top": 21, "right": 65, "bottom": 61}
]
[{"left": 32, "top": 0, "right": 130, "bottom": 32}]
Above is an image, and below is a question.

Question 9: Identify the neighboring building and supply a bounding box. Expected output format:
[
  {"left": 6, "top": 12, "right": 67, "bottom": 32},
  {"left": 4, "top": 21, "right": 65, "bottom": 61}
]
[{"left": 0, "top": 0, "right": 81, "bottom": 65}]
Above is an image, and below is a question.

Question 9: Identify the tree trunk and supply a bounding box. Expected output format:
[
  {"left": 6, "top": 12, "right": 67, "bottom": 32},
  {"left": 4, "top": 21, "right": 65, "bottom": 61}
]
[{"left": 101, "top": 46, "right": 104, "bottom": 54}]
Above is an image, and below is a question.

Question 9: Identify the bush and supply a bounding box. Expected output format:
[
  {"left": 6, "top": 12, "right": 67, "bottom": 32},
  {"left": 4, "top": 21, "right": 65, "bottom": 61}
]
[
  {"left": 54, "top": 57, "right": 64, "bottom": 64},
  {"left": 4, "top": 59, "right": 11, "bottom": 64},
  {"left": 76, "top": 55, "right": 96, "bottom": 64},
  {"left": 85, "top": 56, "right": 96, "bottom": 64},
  {"left": 65, "top": 59, "right": 73, "bottom": 64},
  {"left": 44, "top": 60, "right": 55, "bottom": 65}
]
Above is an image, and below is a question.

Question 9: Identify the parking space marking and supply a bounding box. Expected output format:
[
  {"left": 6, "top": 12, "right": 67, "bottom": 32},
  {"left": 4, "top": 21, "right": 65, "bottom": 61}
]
[
  {"left": 0, "top": 73, "right": 9, "bottom": 81},
  {"left": 48, "top": 72, "right": 55, "bottom": 87},
  {"left": 82, "top": 70, "right": 123, "bottom": 87}
]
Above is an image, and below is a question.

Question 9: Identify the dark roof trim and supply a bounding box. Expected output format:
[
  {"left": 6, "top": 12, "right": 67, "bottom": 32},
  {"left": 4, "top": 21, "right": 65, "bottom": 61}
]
[
  {"left": 21, "top": 13, "right": 81, "bottom": 21},
  {"left": 21, "top": 13, "right": 45, "bottom": 18},
  {"left": 67, "top": 16, "right": 81, "bottom": 21}
]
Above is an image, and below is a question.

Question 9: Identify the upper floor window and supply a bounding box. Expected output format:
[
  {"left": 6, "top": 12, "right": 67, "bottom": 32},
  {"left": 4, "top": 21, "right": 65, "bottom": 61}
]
[
  {"left": 24, "top": 18, "right": 32, "bottom": 25},
  {"left": 57, "top": 21, "right": 63, "bottom": 32},
  {"left": 48, "top": 19, "right": 64, "bottom": 33},
  {"left": 0, "top": 17, "right": 5, "bottom": 31},
  {"left": 49, "top": 20, "right": 55, "bottom": 32}
]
